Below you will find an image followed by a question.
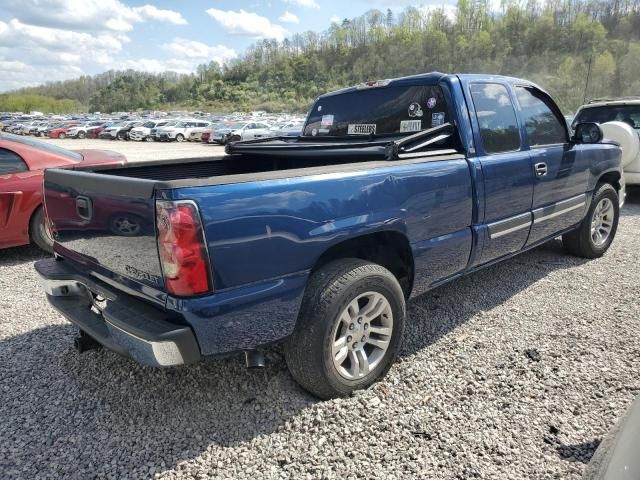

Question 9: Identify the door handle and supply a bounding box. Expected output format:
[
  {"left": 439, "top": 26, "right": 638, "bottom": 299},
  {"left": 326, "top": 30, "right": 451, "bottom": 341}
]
[{"left": 534, "top": 162, "right": 548, "bottom": 177}]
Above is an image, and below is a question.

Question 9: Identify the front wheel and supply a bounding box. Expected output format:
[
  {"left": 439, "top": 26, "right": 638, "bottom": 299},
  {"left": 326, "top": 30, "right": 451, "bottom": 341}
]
[
  {"left": 175, "top": 134, "right": 185, "bottom": 142},
  {"left": 562, "top": 183, "right": 619, "bottom": 258},
  {"left": 285, "top": 259, "right": 406, "bottom": 399},
  {"left": 58, "top": 133, "right": 66, "bottom": 139},
  {"left": 77, "top": 131, "right": 86, "bottom": 139}
]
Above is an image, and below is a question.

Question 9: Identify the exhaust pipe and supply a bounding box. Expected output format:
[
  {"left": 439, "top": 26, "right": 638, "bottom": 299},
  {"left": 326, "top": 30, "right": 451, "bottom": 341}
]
[
  {"left": 244, "top": 351, "right": 266, "bottom": 369},
  {"left": 74, "top": 330, "right": 102, "bottom": 353}
]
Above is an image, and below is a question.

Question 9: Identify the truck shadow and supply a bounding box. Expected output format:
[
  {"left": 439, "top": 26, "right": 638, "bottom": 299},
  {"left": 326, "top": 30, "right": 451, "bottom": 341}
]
[
  {"left": 0, "top": 244, "right": 47, "bottom": 267},
  {"left": 1, "top": 196, "right": 638, "bottom": 477}
]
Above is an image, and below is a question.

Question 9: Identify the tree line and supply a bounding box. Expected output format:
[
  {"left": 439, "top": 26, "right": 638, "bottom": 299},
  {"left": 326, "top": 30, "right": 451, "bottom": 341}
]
[{"left": 4, "top": 0, "right": 640, "bottom": 115}]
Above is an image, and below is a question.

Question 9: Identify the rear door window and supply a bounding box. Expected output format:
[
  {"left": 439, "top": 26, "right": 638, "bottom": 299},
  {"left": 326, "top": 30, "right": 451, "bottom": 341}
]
[
  {"left": 0, "top": 148, "right": 28, "bottom": 174},
  {"left": 304, "top": 84, "right": 449, "bottom": 137},
  {"left": 469, "top": 83, "right": 521, "bottom": 154}
]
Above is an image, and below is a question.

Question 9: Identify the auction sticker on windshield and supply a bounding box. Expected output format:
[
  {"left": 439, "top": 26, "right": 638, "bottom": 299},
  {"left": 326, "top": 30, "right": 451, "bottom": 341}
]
[
  {"left": 348, "top": 124, "right": 376, "bottom": 135},
  {"left": 400, "top": 120, "right": 421, "bottom": 133}
]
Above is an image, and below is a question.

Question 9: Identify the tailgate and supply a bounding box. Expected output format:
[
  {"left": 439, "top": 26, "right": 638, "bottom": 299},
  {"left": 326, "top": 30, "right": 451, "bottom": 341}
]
[{"left": 43, "top": 168, "right": 165, "bottom": 298}]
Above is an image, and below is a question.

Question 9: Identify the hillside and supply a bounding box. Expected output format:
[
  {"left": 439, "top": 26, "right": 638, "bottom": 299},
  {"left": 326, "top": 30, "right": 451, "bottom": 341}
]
[{"left": 2, "top": 0, "right": 640, "bottom": 114}]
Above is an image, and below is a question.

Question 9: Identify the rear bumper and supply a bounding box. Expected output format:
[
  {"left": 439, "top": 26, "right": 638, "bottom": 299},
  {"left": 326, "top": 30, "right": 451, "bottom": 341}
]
[{"left": 35, "top": 258, "right": 201, "bottom": 367}]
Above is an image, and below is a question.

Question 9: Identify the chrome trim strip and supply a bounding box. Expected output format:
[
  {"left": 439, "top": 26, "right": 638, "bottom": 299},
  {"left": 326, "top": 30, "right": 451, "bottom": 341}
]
[
  {"left": 533, "top": 194, "right": 587, "bottom": 224},
  {"left": 491, "top": 221, "right": 532, "bottom": 239},
  {"left": 487, "top": 212, "right": 532, "bottom": 239},
  {"left": 534, "top": 202, "right": 585, "bottom": 223}
]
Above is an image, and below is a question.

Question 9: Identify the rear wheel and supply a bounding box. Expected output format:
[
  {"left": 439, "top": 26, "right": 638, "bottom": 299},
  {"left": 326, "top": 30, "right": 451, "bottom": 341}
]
[
  {"left": 285, "top": 259, "right": 405, "bottom": 399},
  {"left": 562, "top": 183, "right": 619, "bottom": 258},
  {"left": 77, "top": 131, "right": 86, "bottom": 139},
  {"left": 175, "top": 134, "right": 185, "bottom": 142},
  {"left": 58, "top": 133, "right": 66, "bottom": 139},
  {"left": 30, "top": 207, "right": 53, "bottom": 252}
]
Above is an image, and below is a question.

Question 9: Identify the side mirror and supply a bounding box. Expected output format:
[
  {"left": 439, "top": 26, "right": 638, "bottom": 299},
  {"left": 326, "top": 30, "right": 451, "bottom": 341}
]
[{"left": 572, "top": 122, "right": 603, "bottom": 144}]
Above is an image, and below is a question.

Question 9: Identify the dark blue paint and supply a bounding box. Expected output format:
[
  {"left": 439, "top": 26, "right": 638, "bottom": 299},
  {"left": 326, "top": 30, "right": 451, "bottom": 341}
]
[{"left": 43, "top": 72, "right": 624, "bottom": 357}]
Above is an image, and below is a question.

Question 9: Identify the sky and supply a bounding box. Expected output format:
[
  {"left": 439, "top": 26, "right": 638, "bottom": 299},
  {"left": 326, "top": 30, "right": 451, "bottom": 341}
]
[{"left": 0, "top": 0, "right": 468, "bottom": 93}]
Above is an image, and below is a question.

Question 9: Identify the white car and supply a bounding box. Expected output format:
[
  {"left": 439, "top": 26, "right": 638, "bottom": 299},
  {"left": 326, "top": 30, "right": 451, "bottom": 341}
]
[
  {"left": 67, "top": 121, "right": 106, "bottom": 139},
  {"left": 129, "top": 120, "right": 170, "bottom": 141},
  {"left": 212, "top": 121, "right": 272, "bottom": 144},
  {"left": 99, "top": 121, "right": 142, "bottom": 140},
  {"left": 573, "top": 98, "right": 640, "bottom": 185},
  {"left": 155, "top": 120, "right": 211, "bottom": 142}
]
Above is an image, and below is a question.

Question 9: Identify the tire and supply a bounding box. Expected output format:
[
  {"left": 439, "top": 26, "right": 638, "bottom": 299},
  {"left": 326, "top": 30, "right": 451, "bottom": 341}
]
[
  {"left": 29, "top": 207, "right": 53, "bottom": 253},
  {"left": 145, "top": 136, "right": 154, "bottom": 142},
  {"left": 285, "top": 259, "right": 406, "bottom": 399},
  {"left": 58, "top": 133, "right": 66, "bottom": 139},
  {"left": 77, "top": 131, "right": 86, "bottom": 139},
  {"left": 562, "top": 183, "right": 619, "bottom": 258},
  {"left": 175, "top": 134, "right": 185, "bottom": 142},
  {"left": 228, "top": 134, "right": 241, "bottom": 143}
]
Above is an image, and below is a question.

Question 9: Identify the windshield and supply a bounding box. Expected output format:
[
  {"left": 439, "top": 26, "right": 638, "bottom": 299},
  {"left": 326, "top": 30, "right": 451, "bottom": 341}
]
[
  {"left": 304, "top": 84, "right": 450, "bottom": 137},
  {"left": 230, "top": 122, "right": 248, "bottom": 129},
  {"left": 3, "top": 134, "right": 82, "bottom": 160},
  {"left": 574, "top": 105, "right": 640, "bottom": 130},
  {"left": 143, "top": 122, "right": 155, "bottom": 128},
  {"left": 174, "top": 122, "right": 187, "bottom": 127}
]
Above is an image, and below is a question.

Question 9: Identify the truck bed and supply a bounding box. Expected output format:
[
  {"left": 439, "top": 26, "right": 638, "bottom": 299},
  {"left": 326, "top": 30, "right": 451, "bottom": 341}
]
[{"left": 86, "top": 150, "right": 463, "bottom": 189}]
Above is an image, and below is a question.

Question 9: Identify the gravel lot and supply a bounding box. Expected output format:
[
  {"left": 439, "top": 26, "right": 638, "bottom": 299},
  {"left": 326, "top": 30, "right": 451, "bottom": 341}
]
[
  {"left": 40, "top": 137, "right": 226, "bottom": 163},
  {"left": 1, "top": 192, "right": 639, "bottom": 479}
]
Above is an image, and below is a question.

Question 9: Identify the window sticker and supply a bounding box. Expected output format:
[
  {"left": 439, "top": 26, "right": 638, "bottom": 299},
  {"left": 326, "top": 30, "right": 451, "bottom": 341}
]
[
  {"left": 408, "top": 102, "right": 423, "bottom": 118},
  {"left": 321, "top": 114, "right": 334, "bottom": 127},
  {"left": 427, "top": 97, "right": 437, "bottom": 109},
  {"left": 317, "top": 105, "right": 322, "bottom": 112},
  {"left": 400, "top": 120, "right": 422, "bottom": 133},
  {"left": 311, "top": 128, "right": 318, "bottom": 136},
  {"left": 347, "top": 124, "right": 376, "bottom": 135},
  {"left": 432, "top": 112, "right": 445, "bottom": 126}
]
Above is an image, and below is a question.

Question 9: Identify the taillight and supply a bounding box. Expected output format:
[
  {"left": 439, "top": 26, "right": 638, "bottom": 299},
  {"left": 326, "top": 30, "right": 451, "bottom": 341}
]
[{"left": 156, "top": 200, "right": 212, "bottom": 296}]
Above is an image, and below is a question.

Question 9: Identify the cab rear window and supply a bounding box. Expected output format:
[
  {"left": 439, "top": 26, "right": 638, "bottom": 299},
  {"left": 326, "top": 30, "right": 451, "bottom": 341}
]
[{"left": 304, "top": 85, "right": 449, "bottom": 137}]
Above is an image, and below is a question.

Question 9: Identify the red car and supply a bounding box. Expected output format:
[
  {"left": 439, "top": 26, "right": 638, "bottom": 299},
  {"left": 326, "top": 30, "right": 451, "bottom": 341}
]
[
  {"left": 48, "top": 122, "right": 79, "bottom": 139},
  {"left": 0, "top": 133, "right": 126, "bottom": 251}
]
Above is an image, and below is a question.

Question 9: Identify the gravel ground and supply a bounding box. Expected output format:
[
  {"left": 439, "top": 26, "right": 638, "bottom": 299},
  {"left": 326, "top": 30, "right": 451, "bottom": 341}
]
[
  {"left": 39, "top": 137, "right": 225, "bottom": 163},
  {"left": 1, "top": 193, "right": 639, "bottom": 480}
]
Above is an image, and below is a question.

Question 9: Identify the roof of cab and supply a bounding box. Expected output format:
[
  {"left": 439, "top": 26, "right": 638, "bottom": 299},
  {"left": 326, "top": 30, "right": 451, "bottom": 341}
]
[{"left": 317, "top": 71, "right": 540, "bottom": 99}]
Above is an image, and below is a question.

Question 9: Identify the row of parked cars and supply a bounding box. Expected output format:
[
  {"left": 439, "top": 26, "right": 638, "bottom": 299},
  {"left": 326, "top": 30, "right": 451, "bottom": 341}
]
[{"left": 0, "top": 114, "right": 306, "bottom": 145}]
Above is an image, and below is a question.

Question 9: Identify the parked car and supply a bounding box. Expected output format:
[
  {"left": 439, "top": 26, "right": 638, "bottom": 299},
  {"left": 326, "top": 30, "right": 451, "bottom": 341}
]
[
  {"left": 156, "top": 120, "right": 210, "bottom": 142},
  {"left": 188, "top": 126, "right": 211, "bottom": 142},
  {"left": 36, "top": 72, "right": 627, "bottom": 399},
  {"left": 200, "top": 123, "right": 228, "bottom": 143},
  {"left": 583, "top": 395, "right": 640, "bottom": 479},
  {"left": 268, "top": 120, "right": 304, "bottom": 137},
  {"left": 211, "top": 121, "right": 272, "bottom": 144},
  {"left": 573, "top": 98, "right": 640, "bottom": 187},
  {"left": 99, "top": 122, "right": 130, "bottom": 140},
  {"left": 48, "top": 122, "right": 80, "bottom": 139},
  {"left": 67, "top": 121, "right": 107, "bottom": 139},
  {"left": 0, "top": 132, "right": 126, "bottom": 251},
  {"left": 129, "top": 121, "right": 168, "bottom": 142}
]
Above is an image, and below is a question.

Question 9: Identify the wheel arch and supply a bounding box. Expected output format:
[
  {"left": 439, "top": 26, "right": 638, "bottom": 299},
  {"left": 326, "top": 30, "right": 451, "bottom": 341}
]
[
  {"left": 310, "top": 230, "right": 415, "bottom": 298},
  {"left": 597, "top": 170, "right": 622, "bottom": 192}
]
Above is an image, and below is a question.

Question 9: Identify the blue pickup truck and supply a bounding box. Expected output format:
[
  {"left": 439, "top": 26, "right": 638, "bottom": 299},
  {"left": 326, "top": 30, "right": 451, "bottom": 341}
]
[{"left": 36, "top": 73, "right": 624, "bottom": 399}]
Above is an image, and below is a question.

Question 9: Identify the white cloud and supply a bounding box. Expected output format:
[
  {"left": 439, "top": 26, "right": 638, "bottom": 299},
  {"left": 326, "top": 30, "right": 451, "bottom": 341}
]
[
  {"left": 162, "top": 38, "right": 237, "bottom": 63},
  {"left": 206, "top": 8, "right": 288, "bottom": 41},
  {"left": 1, "top": 0, "right": 187, "bottom": 33},
  {"left": 330, "top": 15, "right": 342, "bottom": 24},
  {"left": 133, "top": 5, "right": 187, "bottom": 25},
  {"left": 279, "top": 11, "right": 300, "bottom": 24},
  {"left": 0, "top": 59, "right": 83, "bottom": 92},
  {"left": 283, "top": 0, "right": 320, "bottom": 9}
]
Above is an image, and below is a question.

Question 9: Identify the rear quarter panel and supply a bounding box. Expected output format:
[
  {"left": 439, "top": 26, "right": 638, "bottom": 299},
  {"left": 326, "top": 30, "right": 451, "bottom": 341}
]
[{"left": 166, "top": 159, "right": 474, "bottom": 293}]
